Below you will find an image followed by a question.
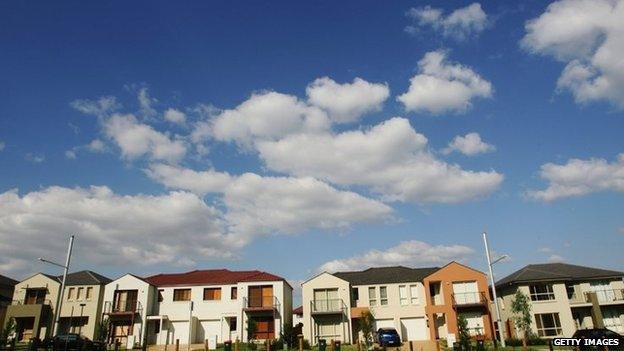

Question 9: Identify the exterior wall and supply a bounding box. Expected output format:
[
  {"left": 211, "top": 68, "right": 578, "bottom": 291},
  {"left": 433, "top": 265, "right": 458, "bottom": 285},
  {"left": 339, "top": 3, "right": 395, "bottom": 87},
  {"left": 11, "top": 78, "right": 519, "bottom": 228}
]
[
  {"left": 302, "top": 273, "right": 351, "bottom": 345},
  {"left": 5, "top": 274, "right": 60, "bottom": 339},
  {"left": 239, "top": 280, "right": 291, "bottom": 342},
  {"left": 423, "top": 262, "right": 493, "bottom": 343},
  {"left": 497, "top": 278, "right": 624, "bottom": 339},
  {"left": 59, "top": 284, "right": 106, "bottom": 339},
  {"left": 0, "top": 282, "right": 16, "bottom": 327}
]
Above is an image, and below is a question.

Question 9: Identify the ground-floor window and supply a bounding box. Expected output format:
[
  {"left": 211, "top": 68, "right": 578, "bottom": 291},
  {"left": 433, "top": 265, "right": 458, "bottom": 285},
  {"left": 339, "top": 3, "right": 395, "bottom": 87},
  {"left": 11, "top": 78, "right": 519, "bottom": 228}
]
[
  {"left": 535, "top": 313, "right": 562, "bottom": 337},
  {"left": 603, "top": 310, "right": 624, "bottom": 334},
  {"left": 252, "top": 316, "right": 274, "bottom": 340},
  {"left": 315, "top": 317, "right": 341, "bottom": 341},
  {"left": 230, "top": 317, "right": 237, "bottom": 332},
  {"left": 459, "top": 312, "right": 484, "bottom": 336},
  {"left": 59, "top": 316, "right": 89, "bottom": 334}
]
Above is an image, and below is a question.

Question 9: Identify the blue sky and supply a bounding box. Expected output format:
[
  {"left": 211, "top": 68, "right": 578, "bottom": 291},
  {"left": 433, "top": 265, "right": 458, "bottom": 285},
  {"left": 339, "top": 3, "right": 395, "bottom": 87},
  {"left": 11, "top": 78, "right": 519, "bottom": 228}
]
[{"left": 1, "top": 0, "right": 623, "bottom": 300}]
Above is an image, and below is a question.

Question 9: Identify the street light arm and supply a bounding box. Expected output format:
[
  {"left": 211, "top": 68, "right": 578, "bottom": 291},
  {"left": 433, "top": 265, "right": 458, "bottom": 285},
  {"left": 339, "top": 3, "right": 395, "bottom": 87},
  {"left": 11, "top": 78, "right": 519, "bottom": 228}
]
[
  {"left": 491, "top": 254, "right": 509, "bottom": 266},
  {"left": 39, "top": 257, "right": 68, "bottom": 269}
]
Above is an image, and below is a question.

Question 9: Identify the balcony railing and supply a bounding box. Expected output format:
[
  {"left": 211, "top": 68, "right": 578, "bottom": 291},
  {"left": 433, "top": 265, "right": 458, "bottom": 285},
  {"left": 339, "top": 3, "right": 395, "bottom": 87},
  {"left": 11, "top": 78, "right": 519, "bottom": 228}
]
[
  {"left": 103, "top": 300, "right": 142, "bottom": 314},
  {"left": 243, "top": 296, "right": 279, "bottom": 310},
  {"left": 451, "top": 292, "right": 487, "bottom": 306},
  {"left": 310, "top": 299, "right": 346, "bottom": 314},
  {"left": 570, "top": 289, "right": 624, "bottom": 304},
  {"left": 11, "top": 299, "right": 52, "bottom": 306}
]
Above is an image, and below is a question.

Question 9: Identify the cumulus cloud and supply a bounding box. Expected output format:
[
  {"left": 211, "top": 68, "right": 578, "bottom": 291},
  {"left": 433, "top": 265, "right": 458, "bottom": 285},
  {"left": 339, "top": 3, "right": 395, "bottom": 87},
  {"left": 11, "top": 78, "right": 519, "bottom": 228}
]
[
  {"left": 25, "top": 153, "right": 45, "bottom": 163},
  {"left": 406, "top": 3, "right": 488, "bottom": 41},
  {"left": 527, "top": 153, "right": 624, "bottom": 201},
  {"left": 306, "top": 77, "right": 390, "bottom": 123},
  {"left": 318, "top": 240, "right": 475, "bottom": 272},
  {"left": 257, "top": 117, "right": 503, "bottom": 203},
  {"left": 138, "top": 87, "right": 158, "bottom": 118},
  {"left": 70, "top": 96, "right": 121, "bottom": 118},
  {"left": 521, "top": 0, "right": 624, "bottom": 107},
  {"left": 0, "top": 186, "right": 234, "bottom": 277},
  {"left": 146, "top": 163, "right": 393, "bottom": 238},
  {"left": 548, "top": 254, "right": 565, "bottom": 262},
  {"left": 65, "top": 139, "right": 108, "bottom": 160},
  {"left": 210, "top": 92, "right": 330, "bottom": 147},
  {"left": 103, "top": 114, "right": 187, "bottom": 163},
  {"left": 442, "top": 132, "right": 496, "bottom": 156},
  {"left": 397, "top": 50, "right": 493, "bottom": 114},
  {"left": 164, "top": 108, "right": 187, "bottom": 125}
]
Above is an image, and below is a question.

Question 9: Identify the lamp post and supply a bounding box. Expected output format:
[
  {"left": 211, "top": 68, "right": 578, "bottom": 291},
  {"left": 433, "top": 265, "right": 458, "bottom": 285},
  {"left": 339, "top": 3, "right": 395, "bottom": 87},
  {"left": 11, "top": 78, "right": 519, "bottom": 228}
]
[
  {"left": 483, "top": 232, "right": 508, "bottom": 348},
  {"left": 39, "top": 235, "right": 75, "bottom": 337}
]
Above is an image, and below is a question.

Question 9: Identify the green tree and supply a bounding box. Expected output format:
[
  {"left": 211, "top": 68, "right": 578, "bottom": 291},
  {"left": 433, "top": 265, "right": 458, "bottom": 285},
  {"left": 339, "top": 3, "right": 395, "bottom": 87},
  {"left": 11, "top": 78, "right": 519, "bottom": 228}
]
[
  {"left": 246, "top": 318, "right": 257, "bottom": 343},
  {"left": 279, "top": 322, "right": 295, "bottom": 349},
  {"left": 457, "top": 315, "right": 471, "bottom": 351},
  {"left": 0, "top": 318, "right": 16, "bottom": 346},
  {"left": 95, "top": 318, "right": 110, "bottom": 342},
  {"left": 359, "top": 310, "right": 376, "bottom": 349},
  {"left": 511, "top": 290, "right": 532, "bottom": 351}
]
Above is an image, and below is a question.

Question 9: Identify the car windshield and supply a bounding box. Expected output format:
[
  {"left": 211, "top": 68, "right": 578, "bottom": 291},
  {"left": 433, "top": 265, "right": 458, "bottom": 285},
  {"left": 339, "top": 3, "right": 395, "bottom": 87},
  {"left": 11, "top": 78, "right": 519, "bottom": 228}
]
[{"left": 380, "top": 329, "right": 398, "bottom": 335}]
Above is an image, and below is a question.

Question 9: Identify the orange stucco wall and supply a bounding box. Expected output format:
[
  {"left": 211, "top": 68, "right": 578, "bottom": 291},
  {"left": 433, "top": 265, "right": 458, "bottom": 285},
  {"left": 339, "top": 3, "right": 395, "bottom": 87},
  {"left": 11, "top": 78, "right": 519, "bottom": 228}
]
[{"left": 423, "top": 262, "right": 494, "bottom": 341}]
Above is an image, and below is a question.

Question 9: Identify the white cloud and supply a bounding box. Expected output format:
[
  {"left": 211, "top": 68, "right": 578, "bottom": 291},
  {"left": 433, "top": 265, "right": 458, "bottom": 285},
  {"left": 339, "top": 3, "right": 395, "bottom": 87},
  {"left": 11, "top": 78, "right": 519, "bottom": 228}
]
[
  {"left": 164, "top": 108, "right": 187, "bottom": 125},
  {"left": 257, "top": 117, "right": 503, "bottom": 203},
  {"left": 0, "top": 141, "right": 5, "bottom": 151},
  {"left": 538, "top": 247, "right": 554, "bottom": 253},
  {"left": 318, "top": 240, "right": 475, "bottom": 272},
  {"left": 521, "top": 0, "right": 624, "bottom": 107},
  {"left": 306, "top": 77, "right": 390, "bottom": 123},
  {"left": 70, "top": 96, "right": 120, "bottom": 117},
  {"left": 0, "top": 186, "right": 235, "bottom": 277},
  {"left": 527, "top": 153, "right": 624, "bottom": 201},
  {"left": 406, "top": 3, "right": 488, "bottom": 41},
  {"left": 103, "top": 114, "right": 187, "bottom": 163},
  {"left": 443, "top": 132, "right": 496, "bottom": 156},
  {"left": 25, "top": 153, "right": 45, "bottom": 163},
  {"left": 87, "top": 139, "right": 107, "bottom": 153},
  {"left": 138, "top": 87, "right": 157, "bottom": 118},
  {"left": 210, "top": 91, "right": 330, "bottom": 147},
  {"left": 65, "top": 150, "right": 77, "bottom": 159},
  {"left": 548, "top": 254, "right": 565, "bottom": 262},
  {"left": 146, "top": 163, "right": 393, "bottom": 239},
  {"left": 397, "top": 50, "right": 493, "bottom": 114}
]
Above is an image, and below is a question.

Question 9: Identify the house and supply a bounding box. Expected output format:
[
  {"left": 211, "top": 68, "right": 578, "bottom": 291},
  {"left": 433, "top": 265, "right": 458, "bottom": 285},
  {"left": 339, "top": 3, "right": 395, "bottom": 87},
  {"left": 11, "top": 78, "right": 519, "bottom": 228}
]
[
  {"left": 0, "top": 274, "right": 18, "bottom": 327},
  {"left": 495, "top": 263, "right": 624, "bottom": 338},
  {"left": 293, "top": 306, "right": 303, "bottom": 327},
  {"left": 301, "top": 262, "right": 494, "bottom": 347},
  {"left": 4, "top": 271, "right": 111, "bottom": 341},
  {"left": 102, "top": 269, "right": 293, "bottom": 348}
]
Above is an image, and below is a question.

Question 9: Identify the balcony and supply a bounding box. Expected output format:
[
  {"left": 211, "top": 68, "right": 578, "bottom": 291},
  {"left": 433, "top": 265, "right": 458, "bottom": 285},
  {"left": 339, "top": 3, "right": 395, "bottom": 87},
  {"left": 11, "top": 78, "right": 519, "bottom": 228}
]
[
  {"left": 11, "top": 299, "right": 52, "bottom": 306},
  {"left": 103, "top": 300, "right": 142, "bottom": 315},
  {"left": 569, "top": 289, "right": 624, "bottom": 305},
  {"left": 310, "top": 299, "right": 346, "bottom": 315},
  {"left": 451, "top": 292, "right": 487, "bottom": 307},
  {"left": 243, "top": 296, "right": 279, "bottom": 312}
]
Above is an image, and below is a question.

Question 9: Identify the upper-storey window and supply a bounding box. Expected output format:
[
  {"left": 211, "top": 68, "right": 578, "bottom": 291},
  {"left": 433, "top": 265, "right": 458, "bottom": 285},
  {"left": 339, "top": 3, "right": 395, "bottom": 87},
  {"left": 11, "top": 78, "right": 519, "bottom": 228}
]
[
  {"left": 399, "top": 285, "right": 408, "bottom": 305},
  {"left": 529, "top": 284, "right": 555, "bottom": 301},
  {"left": 158, "top": 289, "right": 164, "bottom": 302},
  {"left": 379, "top": 286, "right": 388, "bottom": 305},
  {"left": 368, "top": 287, "right": 377, "bottom": 306},
  {"left": 352, "top": 287, "right": 359, "bottom": 302},
  {"left": 203, "top": 288, "right": 222, "bottom": 301},
  {"left": 25, "top": 288, "right": 47, "bottom": 304},
  {"left": 77, "top": 287, "right": 83, "bottom": 300},
  {"left": 231, "top": 287, "right": 238, "bottom": 300},
  {"left": 173, "top": 288, "right": 191, "bottom": 301},
  {"left": 67, "top": 287, "right": 75, "bottom": 301},
  {"left": 410, "top": 285, "right": 419, "bottom": 304},
  {"left": 86, "top": 287, "right": 93, "bottom": 300}
]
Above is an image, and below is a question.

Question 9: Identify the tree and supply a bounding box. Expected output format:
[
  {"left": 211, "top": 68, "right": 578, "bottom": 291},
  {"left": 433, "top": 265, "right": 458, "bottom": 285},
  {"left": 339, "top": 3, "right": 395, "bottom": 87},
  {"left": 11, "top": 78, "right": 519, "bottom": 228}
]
[
  {"left": 457, "top": 315, "right": 471, "bottom": 351},
  {"left": 246, "top": 318, "right": 257, "bottom": 343},
  {"left": 0, "top": 318, "right": 16, "bottom": 346},
  {"left": 511, "top": 290, "right": 532, "bottom": 351},
  {"left": 279, "top": 322, "right": 295, "bottom": 349},
  {"left": 95, "top": 318, "right": 110, "bottom": 342},
  {"left": 359, "top": 310, "right": 376, "bottom": 350}
]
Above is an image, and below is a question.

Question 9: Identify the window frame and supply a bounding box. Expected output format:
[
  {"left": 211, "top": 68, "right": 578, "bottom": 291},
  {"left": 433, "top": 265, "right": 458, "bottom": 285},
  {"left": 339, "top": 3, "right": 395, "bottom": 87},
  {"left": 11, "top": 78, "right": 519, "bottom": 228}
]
[
  {"left": 379, "top": 286, "right": 388, "bottom": 306},
  {"left": 535, "top": 313, "right": 562, "bottom": 337},
  {"left": 231, "top": 287, "right": 238, "bottom": 300},
  {"left": 203, "top": 287, "right": 222, "bottom": 301},
  {"left": 173, "top": 288, "right": 192, "bottom": 302},
  {"left": 368, "top": 287, "right": 377, "bottom": 306},
  {"left": 529, "top": 284, "right": 555, "bottom": 301},
  {"left": 399, "top": 285, "right": 408, "bottom": 306}
]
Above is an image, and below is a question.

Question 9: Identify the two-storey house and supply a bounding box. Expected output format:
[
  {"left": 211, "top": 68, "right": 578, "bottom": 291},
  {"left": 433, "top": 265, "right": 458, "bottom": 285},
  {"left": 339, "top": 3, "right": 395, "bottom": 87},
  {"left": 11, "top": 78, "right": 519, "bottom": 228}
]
[
  {"left": 0, "top": 274, "right": 18, "bottom": 327},
  {"left": 102, "top": 269, "right": 293, "bottom": 348},
  {"left": 496, "top": 263, "right": 624, "bottom": 339},
  {"left": 301, "top": 262, "right": 494, "bottom": 348}
]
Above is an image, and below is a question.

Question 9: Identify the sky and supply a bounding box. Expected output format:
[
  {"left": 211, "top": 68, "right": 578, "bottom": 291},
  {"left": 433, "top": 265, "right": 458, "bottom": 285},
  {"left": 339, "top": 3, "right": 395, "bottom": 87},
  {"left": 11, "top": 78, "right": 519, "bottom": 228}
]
[{"left": 1, "top": 0, "right": 623, "bottom": 304}]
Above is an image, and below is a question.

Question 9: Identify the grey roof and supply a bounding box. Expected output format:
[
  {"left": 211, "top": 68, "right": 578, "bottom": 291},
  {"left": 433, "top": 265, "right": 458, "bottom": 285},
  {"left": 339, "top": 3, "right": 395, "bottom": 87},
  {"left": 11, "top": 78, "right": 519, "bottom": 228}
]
[
  {"left": 496, "top": 263, "right": 624, "bottom": 288},
  {"left": 0, "top": 274, "right": 18, "bottom": 288},
  {"left": 334, "top": 266, "right": 440, "bottom": 285},
  {"left": 61, "top": 271, "right": 112, "bottom": 286}
]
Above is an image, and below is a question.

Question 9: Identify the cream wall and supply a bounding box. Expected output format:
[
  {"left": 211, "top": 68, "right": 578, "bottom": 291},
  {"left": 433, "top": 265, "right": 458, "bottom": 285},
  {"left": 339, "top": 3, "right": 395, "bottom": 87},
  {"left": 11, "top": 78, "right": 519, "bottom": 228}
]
[
  {"left": 60, "top": 284, "right": 106, "bottom": 339},
  {"left": 302, "top": 273, "right": 351, "bottom": 344},
  {"left": 10, "top": 274, "right": 60, "bottom": 338}
]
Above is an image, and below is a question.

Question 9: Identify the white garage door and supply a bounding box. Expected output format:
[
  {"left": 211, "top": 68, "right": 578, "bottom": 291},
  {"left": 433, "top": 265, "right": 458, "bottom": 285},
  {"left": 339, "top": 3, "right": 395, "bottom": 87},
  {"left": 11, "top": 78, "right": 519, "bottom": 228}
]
[
  {"left": 199, "top": 320, "right": 222, "bottom": 343},
  {"left": 171, "top": 321, "right": 190, "bottom": 344},
  {"left": 375, "top": 319, "right": 395, "bottom": 330},
  {"left": 400, "top": 318, "right": 427, "bottom": 341}
]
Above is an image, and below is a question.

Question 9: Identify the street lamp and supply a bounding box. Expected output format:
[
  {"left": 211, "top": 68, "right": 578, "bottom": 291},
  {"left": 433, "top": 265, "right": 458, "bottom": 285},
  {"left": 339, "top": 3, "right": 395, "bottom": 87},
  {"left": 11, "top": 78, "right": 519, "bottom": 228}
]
[
  {"left": 39, "top": 235, "right": 75, "bottom": 337},
  {"left": 483, "top": 232, "right": 508, "bottom": 348}
]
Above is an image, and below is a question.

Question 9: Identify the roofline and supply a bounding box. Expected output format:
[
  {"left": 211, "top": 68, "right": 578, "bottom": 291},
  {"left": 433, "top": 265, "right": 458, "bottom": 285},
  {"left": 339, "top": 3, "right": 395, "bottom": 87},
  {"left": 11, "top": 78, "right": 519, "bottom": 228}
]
[
  {"left": 84, "top": 271, "right": 112, "bottom": 285},
  {"left": 423, "top": 261, "right": 485, "bottom": 279},
  {"left": 302, "top": 271, "right": 350, "bottom": 286},
  {"left": 495, "top": 274, "right": 624, "bottom": 288},
  {"left": 150, "top": 279, "right": 292, "bottom": 288},
  {"left": 17, "top": 272, "right": 61, "bottom": 285}
]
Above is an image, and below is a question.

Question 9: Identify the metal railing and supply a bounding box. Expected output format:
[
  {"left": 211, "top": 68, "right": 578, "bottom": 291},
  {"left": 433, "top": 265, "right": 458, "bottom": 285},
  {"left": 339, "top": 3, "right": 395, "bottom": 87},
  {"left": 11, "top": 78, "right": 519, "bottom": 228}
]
[
  {"left": 451, "top": 292, "right": 487, "bottom": 306},
  {"left": 103, "top": 299, "right": 142, "bottom": 314},
  {"left": 11, "top": 299, "right": 52, "bottom": 306},
  {"left": 243, "top": 295, "right": 279, "bottom": 309},
  {"left": 570, "top": 289, "right": 624, "bottom": 304},
  {"left": 310, "top": 299, "right": 346, "bottom": 313}
]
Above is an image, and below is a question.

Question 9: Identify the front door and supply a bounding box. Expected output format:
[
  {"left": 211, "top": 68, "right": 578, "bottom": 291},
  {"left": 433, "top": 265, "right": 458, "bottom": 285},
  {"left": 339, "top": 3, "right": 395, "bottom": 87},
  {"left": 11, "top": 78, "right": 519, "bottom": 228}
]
[
  {"left": 253, "top": 317, "right": 274, "bottom": 340},
  {"left": 16, "top": 317, "right": 35, "bottom": 341}
]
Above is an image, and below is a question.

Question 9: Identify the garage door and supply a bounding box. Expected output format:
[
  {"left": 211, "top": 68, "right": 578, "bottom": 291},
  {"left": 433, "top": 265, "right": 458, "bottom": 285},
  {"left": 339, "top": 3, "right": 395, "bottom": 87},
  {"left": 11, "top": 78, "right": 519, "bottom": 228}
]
[
  {"left": 171, "top": 321, "right": 191, "bottom": 344},
  {"left": 400, "top": 318, "right": 427, "bottom": 341},
  {"left": 199, "top": 320, "right": 222, "bottom": 343},
  {"left": 375, "top": 319, "right": 395, "bottom": 330}
]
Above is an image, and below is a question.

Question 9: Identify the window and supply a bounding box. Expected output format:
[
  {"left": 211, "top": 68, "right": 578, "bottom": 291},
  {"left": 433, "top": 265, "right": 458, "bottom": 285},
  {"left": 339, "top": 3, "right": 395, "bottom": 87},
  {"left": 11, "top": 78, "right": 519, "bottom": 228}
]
[
  {"left": 86, "top": 287, "right": 93, "bottom": 300},
  {"left": 529, "top": 284, "right": 555, "bottom": 301},
  {"left": 203, "top": 288, "right": 222, "bottom": 301},
  {"left": 313, "top": 289, "right": 339, "bottom": 312},
  {"left": 603, "top": 310, "right": 624, "bottom": 334},
  {"left": 173, "top": 289, "right": 191, "bottom": 301},
  {"left": 229, "top": 317, "right": 237, "bottom": 332},
  {"left": 153, "top": 320, "right": 161, "bottom": 334},
  {"left": 352, "top": 287, "right": 359, "bottom": 301},
  {"left": 368, "top": 287, "right": 377, "bottom": 306},
  {"left": 25, "top": 289, "right": 46, "bottom": 305},
  {"left": 566, "top": 284, "right": 576, "bottom": 300},
  {"left": 535, "top": 313, "right": 562, "bottom": 337},
  {"left": 379, "top": 286, "right": 388, "bottom": 305},
  {"left": 158, "top": 289, "right": 164, "bottom": 302},
  {"left": 410, "top": 285, "right": 419, "bottom": 305},
  {"left": 77, "top": 287, "right": 83, "bottom": 300},
  {"left": 231, "top": 287, "right": 238, "bottom": 300},
  {"left": 67, "top": 288, "right": 75, "bottom": 300},
  {"left": 399, "top": 285, "right": 408, "bottom": 305}
]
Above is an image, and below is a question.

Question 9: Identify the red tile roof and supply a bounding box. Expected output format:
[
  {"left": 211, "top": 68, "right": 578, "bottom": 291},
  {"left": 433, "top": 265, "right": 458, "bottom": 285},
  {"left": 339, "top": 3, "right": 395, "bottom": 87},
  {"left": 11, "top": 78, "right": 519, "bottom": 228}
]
[
  {"left": 293, "top": 306, "right": 303, "bottom": 315},
  {"left": 145, "top": 269, "right": 288, "bottom": 287}
]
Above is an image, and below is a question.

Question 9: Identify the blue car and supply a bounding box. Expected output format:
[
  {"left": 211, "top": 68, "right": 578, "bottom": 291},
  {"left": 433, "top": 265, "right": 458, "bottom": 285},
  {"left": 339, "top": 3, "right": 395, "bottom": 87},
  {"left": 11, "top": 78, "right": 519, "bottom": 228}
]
[{"left": 376, "top": 328, "right": 401, "bottom": 347}]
